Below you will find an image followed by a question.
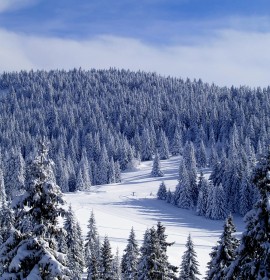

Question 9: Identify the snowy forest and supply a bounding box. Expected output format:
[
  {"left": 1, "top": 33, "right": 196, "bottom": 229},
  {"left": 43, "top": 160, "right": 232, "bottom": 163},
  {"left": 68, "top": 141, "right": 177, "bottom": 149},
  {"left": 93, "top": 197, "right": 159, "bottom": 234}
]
[{"left": 0, "top": 69, "right": 269, "bottom": 279}]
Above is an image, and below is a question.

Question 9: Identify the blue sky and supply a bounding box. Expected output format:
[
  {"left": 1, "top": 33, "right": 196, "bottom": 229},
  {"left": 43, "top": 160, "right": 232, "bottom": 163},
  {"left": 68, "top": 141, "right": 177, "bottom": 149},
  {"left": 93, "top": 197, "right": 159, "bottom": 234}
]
[{"left": 1, "top": 0, "right": 270, "bottom": 86}]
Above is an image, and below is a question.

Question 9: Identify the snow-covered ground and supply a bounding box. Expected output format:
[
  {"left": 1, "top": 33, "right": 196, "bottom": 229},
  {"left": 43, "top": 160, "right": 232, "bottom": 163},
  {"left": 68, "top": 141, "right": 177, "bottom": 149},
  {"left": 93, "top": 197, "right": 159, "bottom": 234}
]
[{"left": 64, "top": 156, "right": 245, "bottom": 278}]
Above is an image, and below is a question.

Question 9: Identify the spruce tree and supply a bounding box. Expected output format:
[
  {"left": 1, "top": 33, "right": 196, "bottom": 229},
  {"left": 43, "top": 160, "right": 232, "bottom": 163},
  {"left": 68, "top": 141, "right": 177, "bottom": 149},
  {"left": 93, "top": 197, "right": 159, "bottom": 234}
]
[
  {"left": 121, "top": 227, "right": 139, "bottom": 280},
  {"left": 196, "top": 176, "right": 209, "bottom": 217},
  {"left": 179, "top": 234, "right": 200, "bottom": 280},
  {"left": 206, "top": 215, "right": 239, "bottom": 280},
  {"left": 64, "top": 205, "right": 85, "bottom": 279},
  {"left": 85, "top": 210, "right": 100, "bottom": 280},
  {"left": 226, "top": 150, "right": 270, "bottom": 279},
  {"left": 151, "top": 152, "right": 164, "bottom": 177},
  {"left": 157, "top": 181, "right": 167, "bottom": 200},
  {"left": 100, "top": 236, "right": 114, "bottom": 280},
  {"left": 0, "top": 143, "right": 70, "bottom": 279}
]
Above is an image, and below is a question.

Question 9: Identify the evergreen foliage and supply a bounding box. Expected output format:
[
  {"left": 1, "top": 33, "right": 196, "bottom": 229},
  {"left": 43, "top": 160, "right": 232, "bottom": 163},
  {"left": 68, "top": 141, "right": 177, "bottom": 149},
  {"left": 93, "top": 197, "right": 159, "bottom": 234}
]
[
  {"left": 0, "top": 143, "right": 70, "bottom": 279},
  {"left": 121, "top": 227, "right": 139, "bottom": 280},
  {"left": 206, "top": 215, "right": 239, "bottom": 280},
  {"left": 157, "top": 181, "right": 167, "bottom": 200},
  {"left": 179, "top": 234, "right": 200, "bottom": 280},
  {"left": 226, "top": 150, "right": 270, "bottom": 279},
  {"left": 151, "top": 152, "right": 164, "bottom": 177},
  {"left": 64, "top": 205, "right": 85, "bottom": 279},
  {"left": 100, "top": 236, "right": 114, "bottom": 280}
]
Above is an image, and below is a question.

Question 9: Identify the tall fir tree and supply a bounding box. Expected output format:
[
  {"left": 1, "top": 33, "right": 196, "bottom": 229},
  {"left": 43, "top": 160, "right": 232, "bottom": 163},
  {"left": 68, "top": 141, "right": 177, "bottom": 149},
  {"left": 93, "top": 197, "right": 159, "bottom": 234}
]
[
  {"left": 157, "top": 181, "right": 167, "bottom": 200},
  {"left": 0, "top": 143, "right": 70, "bottom": 279},
  {"left": 100, "top": 236, "right": 114, "bottom": 280},
  {"left": 151, "top": 152, "right": 164, "bottom": 177},
  {"left": 179, "top": 234, "right": 200, "bottom": 280},
  {"left": 206, "top": 215, "right": 239, "bottom": 280},
  {"left": 64, "top": 205, "right": 85, "bottom": 279},
  {"left": 86, "top": 210, "right": 101, "bottom": 280},
  {"left": 121, "top": 227, "right": 139, "bottom": 280},
  {"left": 226, "top": 150, "right": 270, "bottom": 279}
]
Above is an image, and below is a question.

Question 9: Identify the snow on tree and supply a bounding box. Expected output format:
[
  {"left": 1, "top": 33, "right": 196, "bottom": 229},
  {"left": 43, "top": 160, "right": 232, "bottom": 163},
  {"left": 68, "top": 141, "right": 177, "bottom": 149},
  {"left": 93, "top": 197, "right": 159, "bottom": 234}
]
[
  {"left": 179, "top": 234, "right": 201, "bottom": 280},
  {"left": 183, "top": 142, "right": 198, "bottom": 205},
  {"left": 114, "top": 161, "right": 122, "bottom": 183},
  {"left": 100, "top": 236, "right": 114, "bottom": 280},
  {"left": 166, "top": 188, "right": 173, "bottom": 204},
  {"left": 196, "top": 175, "right": 209, "bottom": 217},
  {"left": 151, "top": 152, "right": 164, "bottom": 177},
  {"left": 141, "top": 128, "right": 153, "bottom": 161},
  {"left": 158, "top": 129, "right": 170, "bottom": 160},
  {"left": 208, "top": 145, "right": 218, "bottom": 167},
  {"left": 196, "top": 140, "right": 207, "bottom": 168},
  {"left": 138, "top": 225, "right": 176, "bottom": 280},
  {"left": 85, "top": 210, "right": 101, "bottom": 280},
  {"left": 156, "top": 222, "right": 178, "bottom": 279},
  {"left": 157, "top": 181, "right": 167, "bottom": 200},
  {"left": 0, "top": 169, "right": 6, "bottom": 207},
  {"left": 4, "top": 149, "right": 25, "bottom": 200},
  {"left": 0, "top": 142, "right": 70, "bottom": 279},
  {"left": 76, "top": 168, "right": 88, "bottom": 191},
  {"left": 206, "top": 184, "right": 227, "bottom": 220},
  {"left": 206, "top": 215, "right": 239, "bottom": 280},
  {"left": 226, "top": 150, "right": 270, "bottom": 279},
  {"left": 0, "top": 202, "right": 14, "bottom": 245},
  {"left": 112, "top": 248, "right": 121, "bottom": 280},
  {"left": 171, "top": 127, "right": 183, "bottom": 156},
  {"left": 121, "top": 227, "right": 139, "bottom": 280},
  {"left": 108, "top": 158, "right": 116, "bottom": 184},
  {"left": 64, "top": 205, "right": 85, "bottom": 279}
]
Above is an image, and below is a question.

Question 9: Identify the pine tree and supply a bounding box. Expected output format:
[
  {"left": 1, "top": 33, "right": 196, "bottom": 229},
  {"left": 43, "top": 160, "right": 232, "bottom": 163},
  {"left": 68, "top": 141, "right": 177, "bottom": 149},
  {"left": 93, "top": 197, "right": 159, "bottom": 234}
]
[
  {"left": 157, "top": 181, "right": 167, "bottom": 200},
  {"left": 151, "top": 152, "right": 164, "bottom": 177},
  {"left": 158, "top": 129, "right": 170, "bottom": 160},
  {"left": 112, "top": 248, "right": 121, "bottom": 280},
  {"left": 206, "top": 184, "right": 227, "bottom": 220},
  {"left": 64, "top": 205, "right": 85, "bottom": 279},
  {"left": 166, "top": 188, "right": 173, "bottom": 204},
  {"left": 196, "top": 140, "right": 207, "bottom": 168},
  {"left": 138, "top": 227, "right": 162, "bottom": 279},
  {"left": 121, "top": 227, "right": 139, "bottom": 280},
  {"left": 100, "top": 236, "right": 114, "bottom": 280},
  {"left": 114, "top": 161, "right": 121, "bottom": 183},
  {"left": 206, "top": 215, "right": 239, "bottom": 280},
  {"left": 156, "top": 222, "right": 178, "bottom": 279},
  {"left": 86, "top": 210, "right": 100, "bottom": 280},
  {"left": 226, "top": 150, "right": 270, "bottom": 279},
  {"left": 171, "top": 127, "right": 182, "bottom": 156},
  {"left": 0, "top": 143, "right": 70, "bottom": 279},
  {"left": 196, "top": 176, "right": 209, "bottom": 217},
  {"left": 179, "top": 234, "right": 200, "bottom": 280}
]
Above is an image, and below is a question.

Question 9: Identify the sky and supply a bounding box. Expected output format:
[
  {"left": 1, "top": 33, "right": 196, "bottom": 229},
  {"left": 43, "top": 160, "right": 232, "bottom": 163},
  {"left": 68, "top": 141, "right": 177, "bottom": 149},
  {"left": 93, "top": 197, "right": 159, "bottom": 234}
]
[{"left": 1, "top": 0, "right": 270, "bottom": 87}]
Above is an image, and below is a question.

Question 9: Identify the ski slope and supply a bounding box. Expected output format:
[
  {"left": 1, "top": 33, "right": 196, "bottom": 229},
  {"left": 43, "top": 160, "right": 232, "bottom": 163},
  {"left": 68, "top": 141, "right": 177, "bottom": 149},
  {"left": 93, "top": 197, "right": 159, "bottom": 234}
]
[{"left": 64, "top": 156, "right": 245, "bottom": 278}]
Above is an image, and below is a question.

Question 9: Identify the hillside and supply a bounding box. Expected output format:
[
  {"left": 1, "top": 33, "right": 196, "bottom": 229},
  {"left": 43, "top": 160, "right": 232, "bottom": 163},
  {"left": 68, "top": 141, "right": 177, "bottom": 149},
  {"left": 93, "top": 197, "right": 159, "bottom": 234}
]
[{"left": 64, "top": 155, "right": 245, "bottom": 278}]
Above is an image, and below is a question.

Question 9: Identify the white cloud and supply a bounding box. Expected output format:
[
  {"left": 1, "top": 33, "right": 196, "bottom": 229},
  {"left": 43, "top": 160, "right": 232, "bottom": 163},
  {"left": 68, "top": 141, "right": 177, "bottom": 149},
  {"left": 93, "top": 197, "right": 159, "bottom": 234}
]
[
  {"left": 1, "top": 28, "right": 270, "bottom": 87},
  {"left": 0, "top": 0, "right": 37, "bottom": 13}
]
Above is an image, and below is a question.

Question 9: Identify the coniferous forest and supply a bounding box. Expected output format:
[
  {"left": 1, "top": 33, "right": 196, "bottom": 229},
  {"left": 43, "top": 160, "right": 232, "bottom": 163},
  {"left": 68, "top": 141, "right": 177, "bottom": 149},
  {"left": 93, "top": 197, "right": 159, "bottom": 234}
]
[{"left": 0, "top": 69, "right": 269, "bottom": 279}]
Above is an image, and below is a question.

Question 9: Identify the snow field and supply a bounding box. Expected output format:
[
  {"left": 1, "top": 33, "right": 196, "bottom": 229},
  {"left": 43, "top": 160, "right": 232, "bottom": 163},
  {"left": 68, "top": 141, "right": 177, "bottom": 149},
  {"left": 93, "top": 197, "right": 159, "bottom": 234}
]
[{"left": 64, "top": 156, "right": 245, "bottom": 278}]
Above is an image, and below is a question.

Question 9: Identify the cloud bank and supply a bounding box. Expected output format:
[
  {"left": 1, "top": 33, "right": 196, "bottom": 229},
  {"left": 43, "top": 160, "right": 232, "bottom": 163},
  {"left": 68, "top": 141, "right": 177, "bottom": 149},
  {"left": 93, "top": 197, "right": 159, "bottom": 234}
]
[{"left": 1, "top": 28, "right": 270, "bottom": 88}]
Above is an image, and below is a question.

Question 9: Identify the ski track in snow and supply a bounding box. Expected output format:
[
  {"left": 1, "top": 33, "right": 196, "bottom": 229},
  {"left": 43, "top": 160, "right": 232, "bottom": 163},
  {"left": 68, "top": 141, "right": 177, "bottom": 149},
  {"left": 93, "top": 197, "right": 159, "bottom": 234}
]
[{"left": 64, "top": 156, "right": 245, "bottom": 279}]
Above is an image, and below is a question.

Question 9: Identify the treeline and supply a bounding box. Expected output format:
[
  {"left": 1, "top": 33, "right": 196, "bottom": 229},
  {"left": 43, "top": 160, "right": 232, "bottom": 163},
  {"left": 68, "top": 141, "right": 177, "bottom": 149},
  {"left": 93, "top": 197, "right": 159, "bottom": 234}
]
[
  {"left": 0, "top": 146, "right": 269, "bottom": 279},
  {"left": 0, "top": 69, "right": 269, "bottom": 216}
]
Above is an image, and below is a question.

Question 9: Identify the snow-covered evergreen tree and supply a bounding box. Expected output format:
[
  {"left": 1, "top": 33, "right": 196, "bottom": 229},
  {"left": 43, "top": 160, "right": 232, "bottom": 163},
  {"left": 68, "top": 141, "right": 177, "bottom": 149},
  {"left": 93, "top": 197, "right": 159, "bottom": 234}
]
[
  {"left": 100, "top": 236, "right": 114, "bottom": 280},
  {"left": 4, "top": 150, "right": 25, "bottom": 200},
  {"left": 171, "top": 127, "right": 182, "bottom": 156},
  {"left": 121, "top": 227, "right": 139, "bottom": 280},
  {"left": 206, "top": 184, "right": 227, "bottom": 220},
  {"left": 151, "top": 152, "right": 164, "bottom": 177},
  {"left": 226, "top": 150, "right": 270, "bottom": 279},
  {"left": 114, "top": 161, "right": 121, "bottom": 183},
  {"left": 206, "top": 215, "right": 239, "bottom": 280},
  {"left": 166, "top": 188, "right": 173, "bottom": 204},
  {"left": 196, "top": 140, "right": 207, "bottom": 168},
  {"left": 64, "top": 205, "right": 85, "bottom": 279},
  {"left": 157, "top": 181, "right": 167, "bottom": 200},
  {"left": 112, "top": 248, "right": 121, "bottom": 280},
  {"left": 179, "top": 234, "right": 200, "bottom": 280},
  {"left": 0, "top": 143, "right": 70, "bottom": 279},
  {"left": 85, "top": 210, "right": 100, "bottom": 280},
  {"left": 158, "top": 129, "right": 170, "bottom": 160},
  {"left": 196, "top": 175, "right": 209, "bottom": 217}
]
